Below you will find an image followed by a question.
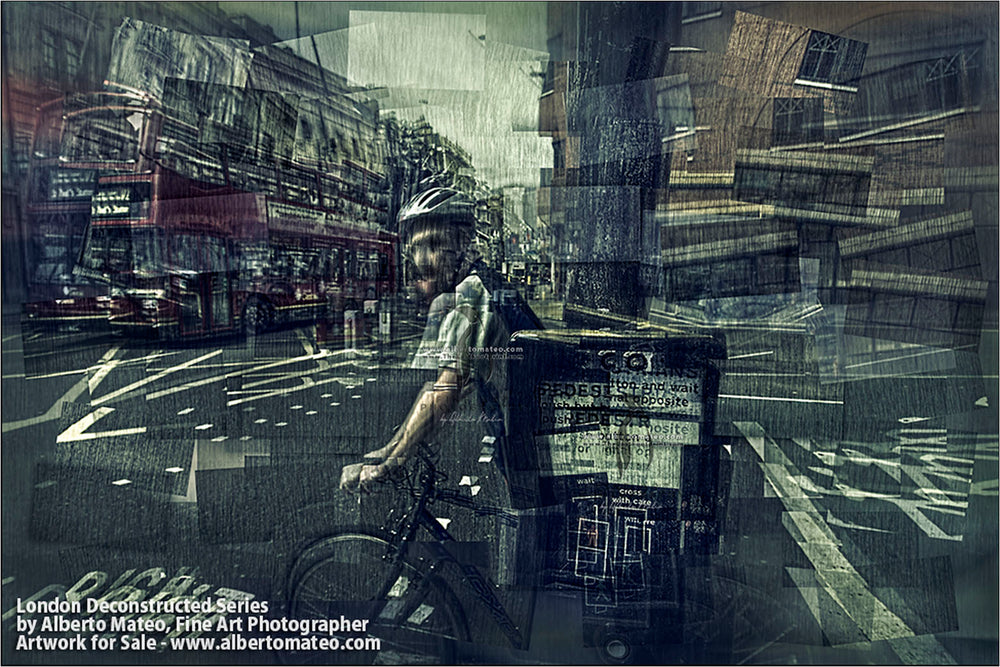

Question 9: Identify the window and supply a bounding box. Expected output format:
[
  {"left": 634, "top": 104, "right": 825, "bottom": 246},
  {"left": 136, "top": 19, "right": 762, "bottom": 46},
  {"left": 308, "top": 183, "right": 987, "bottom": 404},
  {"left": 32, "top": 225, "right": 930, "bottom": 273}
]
[
  {"left": 42, "top": 31, "right": 58, "bottom": 77},
  {"left": 202, "top": 237, "right": 227, "bottom": 273},
  {"left": 552, "top": 139, "right": 565, "bottom": 171},
  {"left": 924, "top": 47, "right": 981, "bottom": 111},
  {"left": 797, "top": 31, "right": 867, "bottom": 88},
  {"left": 83, "top": 226, "right": 134, "bottom": 275},
  {"left": 260, "top": 134, "right": 275, "bottom": 163},
  {"left": 66, "top": 41, "right": 81, "bottom": 79},
  {"left": 657, "top": 75, "right": 695, "bottom": 142},
  {"left": 62, "top": 109, "right": 144, "bottom": 164},
  {"left": 132, "top": 228, "right": 164, "bottom": 277},
  {"left": 854, "top": 43, "right": 986, "bottom": 129},
  {"left": 330, "top": 248, "right": 343, "bottom": 282},
  {"left": 772, "top": 97, "right": 823, "bottom": 146}
]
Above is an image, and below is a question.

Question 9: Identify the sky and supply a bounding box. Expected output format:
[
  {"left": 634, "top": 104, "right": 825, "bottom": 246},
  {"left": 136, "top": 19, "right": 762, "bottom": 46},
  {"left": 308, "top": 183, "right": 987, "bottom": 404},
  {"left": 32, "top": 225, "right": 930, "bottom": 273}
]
[{"left": 218, "top": 2, "right": 553, "bottom": 188}]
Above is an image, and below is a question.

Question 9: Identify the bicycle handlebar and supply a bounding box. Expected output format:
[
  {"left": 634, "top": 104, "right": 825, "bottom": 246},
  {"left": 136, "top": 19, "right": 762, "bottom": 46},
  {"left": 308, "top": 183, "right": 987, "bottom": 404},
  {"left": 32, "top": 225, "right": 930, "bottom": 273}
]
[{"left": 364, "top": 443, "right": 519, "bottom": 525}]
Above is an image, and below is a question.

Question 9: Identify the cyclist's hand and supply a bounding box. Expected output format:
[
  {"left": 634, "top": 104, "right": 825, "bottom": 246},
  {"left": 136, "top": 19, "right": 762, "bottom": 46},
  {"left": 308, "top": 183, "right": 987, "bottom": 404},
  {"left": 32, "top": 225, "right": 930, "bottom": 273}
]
[
  {"left": 358, "top": 462, "right": 389, "bottom": 487},
  {"left": 340, "top": 460, "right": 398, "bottom": 494},
  {"left": 339, "top": 462, "right": 368, "bottom": 494},
  {"left": 363, "top": 442, "right": 397, "bottom": 461}
]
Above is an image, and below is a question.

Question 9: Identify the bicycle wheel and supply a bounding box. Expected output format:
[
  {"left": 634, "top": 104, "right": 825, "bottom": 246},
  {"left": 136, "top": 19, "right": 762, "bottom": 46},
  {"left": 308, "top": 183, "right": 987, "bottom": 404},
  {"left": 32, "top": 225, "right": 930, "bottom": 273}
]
[{"left": 282, "top": 530, "right": 469, "bottom": 665}]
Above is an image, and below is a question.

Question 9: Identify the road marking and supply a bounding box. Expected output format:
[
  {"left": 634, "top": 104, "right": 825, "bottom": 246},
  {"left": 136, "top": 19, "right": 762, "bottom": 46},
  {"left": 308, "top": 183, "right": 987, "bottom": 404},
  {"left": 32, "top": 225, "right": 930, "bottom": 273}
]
[
  {"left": 17, "top": 350, "right": 182, "bottom": 380},
  {"left": 144, "top": 350, "right": 334, "bottom": 401},
  {"left": 735, "top": 422, "right": 956, "bottom": 662},
  {"left": 728, "top": 350, "right": 774, "bottom": 360},
  {"left": 239, "top": 362, "right": 358, "bottom": 389},
  {"left": 56, "top": 406, "right": 147, "bottom": 443},
  {"left": 726, "top": 372, "right": 826, "bottom": 377},
  {"left": 88, "top": 357, "right": 121, "bottom": 395},
  {"left": 2, "top": 346, "right": 120, "bottom": 433},
  {"left": 92, "top": 349, "right": 223, "bottom": 405},
  {"left": 296, "top": 329, "right": 316, "bottom": 355},
  {"left": 844, "top": 347, "right": 956, "bottom": 370},
  {"left": 226, "top": 375, "right": 346, "bottom": 407}
]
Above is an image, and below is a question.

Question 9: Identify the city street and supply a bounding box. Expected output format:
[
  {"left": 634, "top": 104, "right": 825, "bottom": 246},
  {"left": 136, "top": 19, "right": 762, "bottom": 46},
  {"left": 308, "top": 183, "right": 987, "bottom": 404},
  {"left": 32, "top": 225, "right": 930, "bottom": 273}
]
[
  {"left": 1, "top": 1, "right": 996, "bottom": 664},
  {"left": 2, "top": 313, "right": 996, "bottom": 664},
  {"left": 1, "top": 314, "right": 542, "bottom": 662}
]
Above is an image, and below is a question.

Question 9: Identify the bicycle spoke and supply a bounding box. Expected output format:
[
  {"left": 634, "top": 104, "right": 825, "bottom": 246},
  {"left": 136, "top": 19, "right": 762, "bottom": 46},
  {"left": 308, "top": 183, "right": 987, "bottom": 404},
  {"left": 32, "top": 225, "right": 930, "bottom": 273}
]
[
  {"left": 297, "top": 596, "right": 332, "bottom": 620},
  {"left": 283, "top": 530, "right": 465, "bottom": 665}
]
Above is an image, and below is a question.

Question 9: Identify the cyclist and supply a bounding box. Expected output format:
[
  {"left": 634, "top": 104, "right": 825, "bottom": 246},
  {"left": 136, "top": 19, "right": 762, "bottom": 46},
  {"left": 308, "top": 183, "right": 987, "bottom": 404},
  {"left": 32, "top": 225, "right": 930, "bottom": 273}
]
[{"left": 340, "top": 187, "right": 540, "bottom": 493}]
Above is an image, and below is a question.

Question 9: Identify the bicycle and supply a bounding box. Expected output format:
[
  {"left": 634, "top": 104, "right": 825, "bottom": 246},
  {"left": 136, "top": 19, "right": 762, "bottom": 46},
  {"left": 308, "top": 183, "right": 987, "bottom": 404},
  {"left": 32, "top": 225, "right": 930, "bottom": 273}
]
[{"left": 279, "top": 441, "right": 529, "bottom": 665}]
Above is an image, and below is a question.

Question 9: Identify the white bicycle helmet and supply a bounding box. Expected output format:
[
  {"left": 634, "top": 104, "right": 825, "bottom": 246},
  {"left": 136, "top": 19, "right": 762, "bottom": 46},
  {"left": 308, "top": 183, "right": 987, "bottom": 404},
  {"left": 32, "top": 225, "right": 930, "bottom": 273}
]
[{"left": 398, "top": 187, "right": 476, "bottom": 239}]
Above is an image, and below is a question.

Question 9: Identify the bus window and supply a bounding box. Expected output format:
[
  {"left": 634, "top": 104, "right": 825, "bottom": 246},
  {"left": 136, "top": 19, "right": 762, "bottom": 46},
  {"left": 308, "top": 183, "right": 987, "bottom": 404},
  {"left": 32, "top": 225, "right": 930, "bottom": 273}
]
[
  {"left": 62, "top": 107, "right": 144, "bottom": 164},
  {"left": 269, "top": 247, "right": 287, "bottom": 277},
  {"left": 377, "top": 252, "right": 389, "bottom": 279},
  {"left": 80, "top": 226, "right": 133, "bottom": 276},
  {"left": 291, "top": 251, "right": 309, "bottom": 280},
  {"left": 131, "top": 228, "right": 163, "bottom": 278},
  {"left": 332, "top": 248, "right": 343, "bottom": 282},
  {"left": 305, "top": 250, "right": 322, "bottom": 279},
  {"left": 32, "top": 103, "right": 63, "bottom": 160},
  {"left": 202, "top": 237, "right": 227, "bottom": 273},
  {"left": 347, "top": 250, "right": 357, "bottom": 280},
  {"left": 167, "top": 234, "right": 200, "bottom": 275},
  {"left": 238, "top": 244, "right": 267, "bottom": 277}
]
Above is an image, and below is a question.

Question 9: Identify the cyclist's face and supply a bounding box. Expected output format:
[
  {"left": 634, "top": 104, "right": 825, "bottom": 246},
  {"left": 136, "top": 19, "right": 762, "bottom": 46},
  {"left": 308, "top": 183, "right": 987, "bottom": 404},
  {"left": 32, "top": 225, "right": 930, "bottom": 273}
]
[
  {"left": 405, "top": 230, "right": 461, "bottom": 302},
  {"left": 406, "top": 243, "right": 457, "bottom": 302}
]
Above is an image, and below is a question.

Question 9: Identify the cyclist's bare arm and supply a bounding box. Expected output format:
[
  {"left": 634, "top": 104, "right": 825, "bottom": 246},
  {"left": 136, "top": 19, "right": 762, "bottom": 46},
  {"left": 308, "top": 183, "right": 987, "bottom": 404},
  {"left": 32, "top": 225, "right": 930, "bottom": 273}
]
[{"left": 340, "top": 368, "right": 464, "bottom": 493}]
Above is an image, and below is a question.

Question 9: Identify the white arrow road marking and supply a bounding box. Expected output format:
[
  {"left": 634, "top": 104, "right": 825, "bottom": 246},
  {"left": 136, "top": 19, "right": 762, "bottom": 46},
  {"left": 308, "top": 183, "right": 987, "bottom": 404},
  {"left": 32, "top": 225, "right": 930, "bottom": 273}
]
[
  {"left": 56, "top": 406, "right": 147, "bottom": 443},
  {"left": 144, "top": 350, "right": 335, "bottom": 401},
  {"left": 91, "top": 349, "right": 223, "bottom": 405},
  {"left": 2, "top": 346, "right": 120, "bottom": 433}
]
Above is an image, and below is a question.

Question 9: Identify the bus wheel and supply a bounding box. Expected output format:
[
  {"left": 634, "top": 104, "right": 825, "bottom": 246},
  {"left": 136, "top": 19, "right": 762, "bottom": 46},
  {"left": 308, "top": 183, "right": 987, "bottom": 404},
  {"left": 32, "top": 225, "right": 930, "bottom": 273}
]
[{"left": 243, "top": 297, "right": 273, "bottom": 335}]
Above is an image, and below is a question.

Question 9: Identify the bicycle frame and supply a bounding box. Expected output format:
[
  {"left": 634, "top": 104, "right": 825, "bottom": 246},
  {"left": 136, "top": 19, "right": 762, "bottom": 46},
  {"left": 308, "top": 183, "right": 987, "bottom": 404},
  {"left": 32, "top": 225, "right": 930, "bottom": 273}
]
[{"left": 374, "top": 454, "right": 527, "bottom": 651}]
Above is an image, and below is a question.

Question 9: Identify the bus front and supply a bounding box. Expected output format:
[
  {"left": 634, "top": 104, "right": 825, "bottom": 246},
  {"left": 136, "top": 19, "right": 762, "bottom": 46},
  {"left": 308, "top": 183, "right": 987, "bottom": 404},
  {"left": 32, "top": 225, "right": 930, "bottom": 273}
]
[
  {"left": 23, "top": 92, "right": 151, "bottom": 328},
  {"left": 79, "top": 176, "right": 167, "bottom": 335}
]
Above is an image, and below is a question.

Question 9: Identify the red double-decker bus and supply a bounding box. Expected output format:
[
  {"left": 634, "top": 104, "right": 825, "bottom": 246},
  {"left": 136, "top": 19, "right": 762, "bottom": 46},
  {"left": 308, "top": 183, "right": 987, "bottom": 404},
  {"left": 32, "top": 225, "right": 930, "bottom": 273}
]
[
  {"left": 79, "top": 166, "right": 396, "bottom": 338},
  {"left": 34, "top": 88, "right": 399, "bottom": 339}
]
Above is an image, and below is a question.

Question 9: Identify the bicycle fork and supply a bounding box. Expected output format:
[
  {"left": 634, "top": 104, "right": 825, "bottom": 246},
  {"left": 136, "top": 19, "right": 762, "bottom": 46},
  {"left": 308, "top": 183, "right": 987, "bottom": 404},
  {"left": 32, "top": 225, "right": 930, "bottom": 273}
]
[
  {"left": 374, "top": 464, "right": 526, "bottom": 650},
  {"left": 418, "top": 508, "right": 526, "bottom": 650},
  {"left": 366, "top": 477, "right": 459, "bottom": 640}
]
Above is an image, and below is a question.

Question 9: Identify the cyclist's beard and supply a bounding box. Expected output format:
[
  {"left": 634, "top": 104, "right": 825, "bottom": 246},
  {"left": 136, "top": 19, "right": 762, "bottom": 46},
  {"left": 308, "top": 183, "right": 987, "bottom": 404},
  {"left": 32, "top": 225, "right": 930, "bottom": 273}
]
[
  {"left": 415, "top": 276, "right": 445, "bottom": 302},
  {"left": 416, "top": 253, "right": 466, "bottom": 303}
]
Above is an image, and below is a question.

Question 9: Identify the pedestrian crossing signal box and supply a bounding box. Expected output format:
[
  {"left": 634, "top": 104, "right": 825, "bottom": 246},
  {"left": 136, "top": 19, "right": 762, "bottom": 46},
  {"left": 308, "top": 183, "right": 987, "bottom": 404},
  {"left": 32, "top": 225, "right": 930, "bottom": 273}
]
[
  {"left": 505, "top": 330, "right": 725, "bottom": 512},
  {"left": 501, "top": 330, "right": 727, "bottom": 639}
]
